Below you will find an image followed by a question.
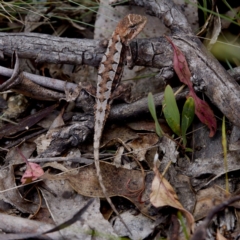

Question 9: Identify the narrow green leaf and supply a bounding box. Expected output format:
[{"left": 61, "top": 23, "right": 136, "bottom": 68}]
[
  {"left": 185, "top": 148, "right": 193, "bottom": 152},
  {"left": 181, "top": 97, "right": 195, "bottom": 146},
  {"left": 148, "top": 92, "right": 163, "bottom": 137},
  {"left": 177, "top": 211, "right": 189, "bottom": 240},
  {"left": 162, "top": 85, "right": 181, "bottom": 136}
]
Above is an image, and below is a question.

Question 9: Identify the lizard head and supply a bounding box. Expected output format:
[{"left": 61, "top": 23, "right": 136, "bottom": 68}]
[{"left": 115, "top": 14, "right": 147, "bottom": 43}]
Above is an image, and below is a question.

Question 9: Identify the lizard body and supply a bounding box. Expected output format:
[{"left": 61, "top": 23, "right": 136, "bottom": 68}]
[{"left": 94, "top": 14, "right": 147, "bottom": 232}]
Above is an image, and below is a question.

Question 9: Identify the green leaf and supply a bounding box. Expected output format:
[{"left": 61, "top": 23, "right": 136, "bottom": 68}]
[
  {"left": 181, "top": 97, "right": 195, "bottom": 146},
  {"left": 185, "top": 148, "right": 193, "bottom": 152},
  {"left": 148, "top": 92, "right": 163, "bottom": 137},
  {"left": 162, "top": 85, "right": 181, "bottom": 136}
]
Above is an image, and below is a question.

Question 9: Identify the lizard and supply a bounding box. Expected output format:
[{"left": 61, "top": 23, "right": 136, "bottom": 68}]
[{"left": 94, "top": 14, "right": 147, "bottom": 233}]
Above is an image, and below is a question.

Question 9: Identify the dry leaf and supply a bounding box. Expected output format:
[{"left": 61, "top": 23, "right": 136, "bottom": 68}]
[
  {"left": 40, "top": 180, "right": 117, "bottom": 239},
  {"left": 0, "top": 103, "right": 58, "bottom": 139},
  {"left": 150, "top": 164, "right": 195, "bottom": 233},
  {"left": 216, "top": 229, "right": 228, "bottom": 240},
  {"left": 42, "top": 162, "right": 143, "bottom": 199},
  {"left": 102, "top": 125, "right": 138, "bottom": 147},
  {"left": 204, "top": 7, "right": 221, "bottom": 50},
  {"left": 41, "top": 162, "right": 150, "bottom": 216},
  {"left": 194, "top": 185, "right": 229, "bottom": 221},
  {"left": 127, "top": 133, "right": 159, "bottom": 161},
  {"left": 48, "top": 108, "right": 65, "bottom": 130}
]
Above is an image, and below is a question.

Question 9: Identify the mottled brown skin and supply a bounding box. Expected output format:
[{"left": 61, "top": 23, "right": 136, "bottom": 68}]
[{"left": 94, "top": 14, "right": 147, "bottom": 234}]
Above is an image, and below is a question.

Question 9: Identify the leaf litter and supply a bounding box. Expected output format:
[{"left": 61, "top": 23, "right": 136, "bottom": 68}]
[{"left": 0, "top": 1, "right": 239, "bottom": 239}]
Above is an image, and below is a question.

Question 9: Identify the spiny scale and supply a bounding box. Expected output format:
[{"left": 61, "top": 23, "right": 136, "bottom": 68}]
[{"left": 93, "top": 14, "right": 147, "bottom": 234}]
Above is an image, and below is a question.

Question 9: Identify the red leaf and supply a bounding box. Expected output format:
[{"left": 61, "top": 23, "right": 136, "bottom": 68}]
[
  {"left": 165, "top": 36, "right": 192, "bottom": 88},
  {"left": 17, "top": 147, "right": 44, "bottom": 184},
  {"left": 21, "top": 162, "right": 44, "bottom": 184},
  {"left": 189, "top": 91, "right": 217, "bottom": 137},
  {"left": 165, "top": 36, "right": 217, "bottom": 137}
]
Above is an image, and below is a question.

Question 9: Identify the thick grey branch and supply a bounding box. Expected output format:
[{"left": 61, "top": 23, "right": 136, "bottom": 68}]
[{"left": 0, "top": 32, "right": 105, "bottom": 67}]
